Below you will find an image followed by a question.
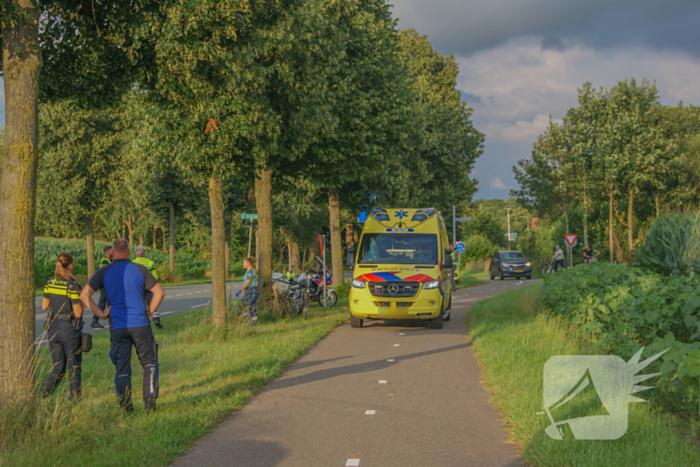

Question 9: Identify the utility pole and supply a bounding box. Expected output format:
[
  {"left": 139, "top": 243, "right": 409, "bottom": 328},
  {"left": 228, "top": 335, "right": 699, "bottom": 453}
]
[{"left": 506, "top": 208, "right": 512, "bottom": 249}]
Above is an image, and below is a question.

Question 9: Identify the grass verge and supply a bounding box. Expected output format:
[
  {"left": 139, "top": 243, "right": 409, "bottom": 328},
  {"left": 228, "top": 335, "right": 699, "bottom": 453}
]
[
  {"left": 467, "top": 283, "right": 700, "bottom": 467},
  {"left": 1, "top": 301, "right": 349, "bottom": 466}
]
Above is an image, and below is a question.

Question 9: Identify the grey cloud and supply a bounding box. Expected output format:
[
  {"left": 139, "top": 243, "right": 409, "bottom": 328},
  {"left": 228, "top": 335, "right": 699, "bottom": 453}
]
[{"left": 390, "top": 0, "right": 700, "bottom": 57}]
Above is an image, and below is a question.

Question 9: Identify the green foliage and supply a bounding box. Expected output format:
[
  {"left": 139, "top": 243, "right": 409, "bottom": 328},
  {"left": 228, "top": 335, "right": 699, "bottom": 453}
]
[
  {"left": 543, "top": 263, "right": 700, "bottom": 417},
  {"left": 635, "top": 213, "right": 700, "bottom": 277},
  {"left": 459, "top": 234, "right": 496, "bottom": 264},
  {"left": 34, "top": 238, "right": 209, "bottom": 286}
]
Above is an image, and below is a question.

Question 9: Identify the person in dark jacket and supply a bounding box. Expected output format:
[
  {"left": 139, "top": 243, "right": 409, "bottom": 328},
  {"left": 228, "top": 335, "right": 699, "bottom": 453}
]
[
  {"left": 81, "top": 238, "right": 165, "bottom": 413},
  {"left": 41, "top": 253, "right": 107, "bottom": 400},
  {"left": 91, "top": 245, "right": 114, "bottom": 329}
]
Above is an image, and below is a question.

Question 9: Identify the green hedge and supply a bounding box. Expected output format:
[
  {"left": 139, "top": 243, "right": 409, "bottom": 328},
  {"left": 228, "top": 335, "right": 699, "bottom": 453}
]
[
  {"left": 542, "top": 263, "right": 700, "bottom": 418},
  {"left": 35, "top": 238, "right": 210, "bottom": 286}
]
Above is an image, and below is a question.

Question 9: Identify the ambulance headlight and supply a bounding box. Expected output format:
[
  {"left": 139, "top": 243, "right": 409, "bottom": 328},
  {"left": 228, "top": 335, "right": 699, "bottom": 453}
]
[
  {"left": 526, "top": 262, "right": 531, "bottom": 267},
  {"left": 352, "top": 279, "right": 366, "bottom": 289},
  {"left": 423, "top": 280, "right": 440, "bottom": 290}
]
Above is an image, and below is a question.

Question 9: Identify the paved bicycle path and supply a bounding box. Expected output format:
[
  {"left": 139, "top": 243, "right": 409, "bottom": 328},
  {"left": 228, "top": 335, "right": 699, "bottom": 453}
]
[{"left": 172, "top": 278, "right": 539, "bottom": 467}]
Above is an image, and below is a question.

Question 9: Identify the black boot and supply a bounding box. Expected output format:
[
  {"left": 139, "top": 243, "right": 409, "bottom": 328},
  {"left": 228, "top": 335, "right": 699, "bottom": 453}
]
[{"left": 91, "top": 316, "right": 104, "bottom": 329}]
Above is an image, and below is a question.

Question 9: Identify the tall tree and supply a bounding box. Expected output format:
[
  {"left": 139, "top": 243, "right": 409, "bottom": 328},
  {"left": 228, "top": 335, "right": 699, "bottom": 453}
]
[{"left": 0, "top": 0, "right": 42, "bottom": 399}]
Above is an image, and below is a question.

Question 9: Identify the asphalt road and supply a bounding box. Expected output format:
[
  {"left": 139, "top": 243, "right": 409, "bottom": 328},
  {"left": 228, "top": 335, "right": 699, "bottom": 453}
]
[
  {"left": 34, "top": 281, "right": 243, "bottom": 343},
  {"left": 172, "top": 277, "right": 541, "bottom": 467}
]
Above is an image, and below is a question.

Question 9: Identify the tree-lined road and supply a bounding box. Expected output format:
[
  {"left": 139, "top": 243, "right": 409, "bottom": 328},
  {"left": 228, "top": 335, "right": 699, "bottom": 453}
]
[{"left": 172, "top": 279, "right": 539, "bottom": 467}]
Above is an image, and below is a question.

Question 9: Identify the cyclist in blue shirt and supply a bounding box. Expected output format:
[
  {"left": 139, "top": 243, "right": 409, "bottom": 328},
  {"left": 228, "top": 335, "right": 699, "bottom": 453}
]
[{"left": 81, "top": 238, "right": 165, "bottom": 413}]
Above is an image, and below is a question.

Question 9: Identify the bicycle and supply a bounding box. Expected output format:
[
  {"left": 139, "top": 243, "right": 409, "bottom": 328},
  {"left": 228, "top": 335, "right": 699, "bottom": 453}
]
[
  {"left": 584, "top": 253, "right": 600, "bottom": 264},
  {"left": 542, "top": 258, "right": 567, "bottom": 277}
]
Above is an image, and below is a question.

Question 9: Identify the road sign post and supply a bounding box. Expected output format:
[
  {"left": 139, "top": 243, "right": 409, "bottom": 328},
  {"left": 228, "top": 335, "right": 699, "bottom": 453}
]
[
  {"left": 564, "top": 234, "right": 578, "bottom": 267},
  {"left": 241, "top": 214, "right": 259, "bottom": 257}
]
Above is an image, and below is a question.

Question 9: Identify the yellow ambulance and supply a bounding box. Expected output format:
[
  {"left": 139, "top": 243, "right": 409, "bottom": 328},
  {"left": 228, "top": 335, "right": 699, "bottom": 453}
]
[{"left": 349, "top": 208, "right": 454, "bottom": 329}]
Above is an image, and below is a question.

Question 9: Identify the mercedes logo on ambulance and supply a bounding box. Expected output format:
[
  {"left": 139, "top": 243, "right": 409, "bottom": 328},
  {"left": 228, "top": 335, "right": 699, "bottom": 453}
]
[{"left": 387, "top": 284, "right": 400, "bottom": 295}]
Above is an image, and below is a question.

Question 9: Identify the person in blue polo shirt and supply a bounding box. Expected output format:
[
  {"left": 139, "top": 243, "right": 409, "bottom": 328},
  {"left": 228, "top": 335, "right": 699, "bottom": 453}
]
[{"left": 80, "top": 238, "right": 165, "bottom": 413}]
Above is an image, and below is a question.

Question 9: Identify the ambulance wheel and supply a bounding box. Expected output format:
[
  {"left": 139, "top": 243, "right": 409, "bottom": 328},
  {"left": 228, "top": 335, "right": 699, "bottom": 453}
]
[
  {"left": 489, "top": 270, "right": 494, "bottom": 280},
  {"left": 499, "top": 269, "right": 504, "bottom": 280},
  {"left": 443, "top": 299, "right": 451, "bottom": 321},
  {"left": 527, "top": 275, "right": 532, "bottom": 280},
  {"left": 350, "top": 315, "right": 363, "bottom": 328},
  {"left": 431, "top": 313, "right": 443, "bottom": 329}
]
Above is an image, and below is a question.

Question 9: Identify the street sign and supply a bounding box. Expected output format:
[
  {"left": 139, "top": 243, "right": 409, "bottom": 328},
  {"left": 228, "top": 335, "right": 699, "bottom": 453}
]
[
  {"left": 504, "top": 233, "right": 517, "bottom": 240},
  {"left": 564, "top": 234, "right": 578, "bottom": 248},
  {"left": 455, "top": 217, "right": 471, "bottom": 222},
  {"left": 455, "top": 242, "right": 466, "bottom": 254},
  {"left": 241, "top": 213, "right": 258, "bottom": 220}
]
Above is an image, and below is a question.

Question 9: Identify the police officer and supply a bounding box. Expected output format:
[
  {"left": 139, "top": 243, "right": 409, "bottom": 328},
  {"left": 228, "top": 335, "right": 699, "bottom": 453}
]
[
  {"left": 91, "top": 245, "right": 114, "bottom": 329},
  {"left": 132, "top": 245, "right": 163, "bottom": 329},
  {"left": 42, "top": 253, "right": 107, "bottom": 400},
  {"left": 81, "top": 238, "right": 165, "bottom": 413}
]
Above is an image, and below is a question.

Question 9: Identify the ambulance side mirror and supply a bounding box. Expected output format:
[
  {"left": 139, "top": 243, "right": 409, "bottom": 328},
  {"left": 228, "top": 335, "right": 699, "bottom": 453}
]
[{"left": 442, "top": 255, "right": 453, "bottom": 269}]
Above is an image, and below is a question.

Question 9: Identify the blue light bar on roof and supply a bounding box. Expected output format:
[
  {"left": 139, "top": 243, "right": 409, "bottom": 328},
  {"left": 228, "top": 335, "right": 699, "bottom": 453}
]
[
  {"left": 415, "top": 208, "right": 435, "bottom": 216},
  {"left": 411, "top": 214, "right": 428, "bottom": 222},
  {"left": 371, "top": 208, "right": 387, "bottom": 215},
  {"left": 375, "top": 214, "right": 390, "bottom": 221}
]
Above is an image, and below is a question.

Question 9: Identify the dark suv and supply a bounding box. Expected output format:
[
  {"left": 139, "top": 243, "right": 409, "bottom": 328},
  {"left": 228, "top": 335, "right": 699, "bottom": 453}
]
[{"left": 489, "top": 251, "right": 532, "bottom": 280}]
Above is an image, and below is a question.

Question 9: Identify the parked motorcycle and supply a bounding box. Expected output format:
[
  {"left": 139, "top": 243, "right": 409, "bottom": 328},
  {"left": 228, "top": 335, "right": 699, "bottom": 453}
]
[{"left": 306, "top": 257, "right": 338, "bottom": 307}]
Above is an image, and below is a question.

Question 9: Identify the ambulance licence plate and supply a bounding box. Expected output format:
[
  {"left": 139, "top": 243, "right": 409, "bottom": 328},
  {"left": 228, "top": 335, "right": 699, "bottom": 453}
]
[{"left": 514, "top": 269, "right": 524, "bottom": 273}]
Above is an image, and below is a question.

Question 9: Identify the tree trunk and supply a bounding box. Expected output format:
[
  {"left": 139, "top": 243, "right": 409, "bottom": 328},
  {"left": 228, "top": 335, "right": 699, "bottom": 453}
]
[
  {"left": 627, "top": 190, "right": 634, "bottom": 253},
  {"left": 160, "top": 227, "right": 167, "bottom": 252},
  {"left": 608, "top": 187, "right": 614, "bottom": 263},
  {"left": 139, "top": 235, "right": 143, "bottom": 247},
  {"left": 655, "top": 196, "right": 660, "bottom": 219},
  {"left": 86, "top": 215, "right": 96, "bottom": 278},
  {"left": 0, "top": 0, "right": 43, "bottom": 399},
  {"left": 209, "top": 177, "right": 227, "bottom": 327},
  {"left": 328, "top": 188, "right": 344, "bottom": 287},
  {"left": 169, "top": 201, "right": 175, "bottom": 271},
  {"left": 290, "top": 242, "right": 300, "bottom": 272},
  {"left": 153, "top": 226, "right": 157, "bottom": 250},
  {"left": 126, "top": 215, "right": 134, "bottom": 246},
  {"left": 302, "top": 246, "right": 307, "bottom": 271},
  {"left": 255, "top": 168, "right": 273, "bottom": 302},
  {"left": 582, "top": 181, "right": 589, "bottom": 246},
  {"left": 562, "top": 197, "right": 570, "bottom": 235}
]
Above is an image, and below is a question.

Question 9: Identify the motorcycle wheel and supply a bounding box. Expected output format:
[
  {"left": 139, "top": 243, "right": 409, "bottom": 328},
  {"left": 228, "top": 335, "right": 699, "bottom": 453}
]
[{"left": 321, "top": 290, "right": 338, "bottom": 307}]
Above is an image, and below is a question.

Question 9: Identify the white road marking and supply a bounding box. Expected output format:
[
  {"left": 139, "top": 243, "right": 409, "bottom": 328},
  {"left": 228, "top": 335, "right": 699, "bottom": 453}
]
[
  {"left": 365, "top": 410, "right": 376, "bottom": 415},
  {"left": 393, "top": 344, "right": 400, "bottom": 347},
  {"left": 378, "top": 380, "right": 387, "bottom": 384},
  {"left": 190, "top": 303, "right": 209, "bottom": 309},
  {"left": 176, "top": 294, "right": 183, "bottom": 297},
  {"left": 160, "top": 312, "right": 174, "bottom": 316},
  {"left": 186, "top": 292, "right": 193, "bottom": 295},
  {"left": 517, "top": 281, "right": 523, "bottom": 285},
  {"left": 346, "top": 460, "right": 360, "bottom": 467},
  {"left": 387, "top": 359, "right": 395, "bottom": 362},
  {"left": 399, "top": 333, "right": 405, "bottom": 336}
]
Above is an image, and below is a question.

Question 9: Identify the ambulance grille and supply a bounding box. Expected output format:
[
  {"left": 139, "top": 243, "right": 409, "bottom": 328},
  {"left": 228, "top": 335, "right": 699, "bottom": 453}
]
[{"left": 368, "top": 281, "right": 419, "bottom": 298}]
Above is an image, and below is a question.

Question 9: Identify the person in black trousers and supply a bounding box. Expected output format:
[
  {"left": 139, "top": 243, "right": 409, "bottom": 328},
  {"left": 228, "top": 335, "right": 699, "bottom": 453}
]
[
  {"left": 41, "top": 253, "right": 108, "bottom": 400},
  {"left": 81, "top": 238, "right": 165, "bottom": 413},
  {"left": 91, "top": 245, "right": 114, "bottom": 329}
]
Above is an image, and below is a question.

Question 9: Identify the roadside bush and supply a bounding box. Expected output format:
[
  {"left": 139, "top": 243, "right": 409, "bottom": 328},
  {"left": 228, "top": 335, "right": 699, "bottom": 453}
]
[
  {"left": 635, "top": 212, "right": 700, "bottom": 277},
  {"left": 335, "top": 280, "right": 350, "bottom": 299},
  {"left": 459, "top": 234, "right": 496, "bottom": 265},
  {"left": 543, "top": 263, "right": 700, "bottom": 418}
]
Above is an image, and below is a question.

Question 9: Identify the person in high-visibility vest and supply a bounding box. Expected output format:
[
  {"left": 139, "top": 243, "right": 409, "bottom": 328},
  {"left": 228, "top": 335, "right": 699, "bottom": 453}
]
[
  {"left": 91, "top": 245, "right": 114, "bottom": 329},
  {"left": 133, "top": 245, "right": 163, "bottom": 328}
]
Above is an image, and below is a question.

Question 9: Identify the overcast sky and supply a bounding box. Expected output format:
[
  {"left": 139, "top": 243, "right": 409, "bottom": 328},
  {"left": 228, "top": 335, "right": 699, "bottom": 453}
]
[
  {"left": 3, "top": 1, "right": 700, "bottom": 201},
  {"left": 390, "top": 0, "right": 700, "bottom": 200}
]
